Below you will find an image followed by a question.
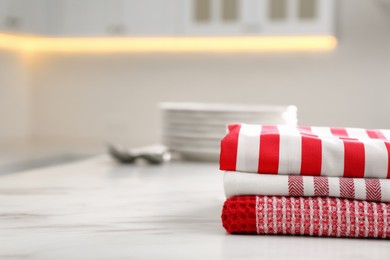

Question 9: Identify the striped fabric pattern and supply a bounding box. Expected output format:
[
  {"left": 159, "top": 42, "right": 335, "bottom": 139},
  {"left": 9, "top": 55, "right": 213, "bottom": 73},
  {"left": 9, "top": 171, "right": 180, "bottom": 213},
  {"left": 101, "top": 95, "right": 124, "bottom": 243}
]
[
  {"left": 222, "top": 196, "right": 390, "bottom": 238},
  {"left": 220, "top": 124, "right": 390, "bottom": 179},
  {"left": 223, "top": 171, "right": 390, "bottom": 202}
]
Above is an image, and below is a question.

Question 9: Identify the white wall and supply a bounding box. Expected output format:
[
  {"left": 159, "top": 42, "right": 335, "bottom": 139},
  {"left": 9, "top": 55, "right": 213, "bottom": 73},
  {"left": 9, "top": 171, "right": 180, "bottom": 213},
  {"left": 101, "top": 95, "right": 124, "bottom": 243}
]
[
  {"left": 29, "top": 0, "right": 390, "bottom": 147},
  {"left": 0, "top": 49, "right": 31, "bottom": 143}
]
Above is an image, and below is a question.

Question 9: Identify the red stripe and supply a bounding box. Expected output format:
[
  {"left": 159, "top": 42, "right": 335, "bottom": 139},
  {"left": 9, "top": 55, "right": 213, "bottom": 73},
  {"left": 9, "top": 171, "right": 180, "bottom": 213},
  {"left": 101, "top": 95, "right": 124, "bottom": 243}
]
[
  {"left": 258, "top": 125, "right": 279, "bottom": 174},
  {"left": 299, "top": 126, "right": 322, "bottom": 176},
  {"left": 366, "top": 129, "right": 390, "bottom": 141},
  {"left": 298, "top": 126, "right": 317, "bottom": 137},
  {"left": 343, "top": 140, "right": 365, "bottom": 178},
  {"left": 314, "top": 177, "right": 329, "bottom": 196},
  {"left": 330, "top": 129, "right": 365, "bottom": 178},
  {"left": 331, "top": 128, "right": 349, "bottom": 138},
  {"left": 219, "top": 124, "right": 241, "bottom": 171},
  {"left": 288, "top": 176, "right": 304, "bottom": 196},
  {"left": 365, "top": 179, "right": 382, "bottom": 201},
  {"left": 386, "top": 143, "right": 390, "bottom": 179},
  {"left": 366, "top": 129, "right": 385, "bottom": 139}
]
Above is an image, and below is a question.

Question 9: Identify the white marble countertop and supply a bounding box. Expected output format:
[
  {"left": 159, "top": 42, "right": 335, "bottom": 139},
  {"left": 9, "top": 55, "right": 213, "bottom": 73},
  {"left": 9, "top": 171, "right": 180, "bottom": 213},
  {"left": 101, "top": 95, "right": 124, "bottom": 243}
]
[{"left": 0, "top": 156, "right": 389, "bottom": 259}]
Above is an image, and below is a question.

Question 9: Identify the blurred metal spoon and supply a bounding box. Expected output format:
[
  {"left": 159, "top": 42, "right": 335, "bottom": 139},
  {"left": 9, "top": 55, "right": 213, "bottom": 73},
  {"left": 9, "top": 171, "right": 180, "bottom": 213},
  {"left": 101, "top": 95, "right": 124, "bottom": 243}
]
[{"left": 108, "top": 144, "right": 171, "bottom": 164}]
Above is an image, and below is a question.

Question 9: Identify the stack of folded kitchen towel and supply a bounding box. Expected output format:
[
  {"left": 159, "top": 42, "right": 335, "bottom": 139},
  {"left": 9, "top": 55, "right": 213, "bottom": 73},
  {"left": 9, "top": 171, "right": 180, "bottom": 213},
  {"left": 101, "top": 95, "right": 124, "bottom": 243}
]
[{"left": 220, "top": 124, "right": 390, "bottom": 238}]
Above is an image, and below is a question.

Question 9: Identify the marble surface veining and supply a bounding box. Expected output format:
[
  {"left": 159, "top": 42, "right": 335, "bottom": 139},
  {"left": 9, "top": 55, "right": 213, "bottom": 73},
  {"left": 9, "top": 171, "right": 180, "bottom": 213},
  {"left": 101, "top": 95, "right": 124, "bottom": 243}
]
[{"left": 0, "top": 156, "right": 389, "bottom": 259}]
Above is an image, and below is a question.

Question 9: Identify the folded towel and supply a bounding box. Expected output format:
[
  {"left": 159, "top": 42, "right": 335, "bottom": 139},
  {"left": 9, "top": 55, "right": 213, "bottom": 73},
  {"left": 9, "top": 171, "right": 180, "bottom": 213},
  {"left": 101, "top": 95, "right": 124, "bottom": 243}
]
[
  {"left": 222, "top": 196, "right": 390, "bottom": 238},
  {"left": 224, "top": 171, "right": 390, "bottom": 202},
  {"left": 220, "top": 124, "right": 390, "bottom": 178}
]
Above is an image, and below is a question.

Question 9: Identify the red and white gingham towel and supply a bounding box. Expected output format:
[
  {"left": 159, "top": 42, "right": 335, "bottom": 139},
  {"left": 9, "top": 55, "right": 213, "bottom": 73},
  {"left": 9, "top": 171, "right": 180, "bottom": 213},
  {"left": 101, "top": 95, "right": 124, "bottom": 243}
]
[
  {"left": 222, "top": 196, "right": 390, "bottom": 238},
  {"left": 224, "top": 171, "right": 390, "bottom": 202},
  {"left": 220, "top": 124, "right": 390, "bottom": 178}
]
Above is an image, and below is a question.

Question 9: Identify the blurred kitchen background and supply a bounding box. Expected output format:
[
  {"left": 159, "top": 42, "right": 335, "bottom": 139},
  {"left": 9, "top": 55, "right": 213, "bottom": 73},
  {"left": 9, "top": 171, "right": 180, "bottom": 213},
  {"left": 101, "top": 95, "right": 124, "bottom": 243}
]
[{"left": 0, "top": 0, "right": 389, "bottom": 172}]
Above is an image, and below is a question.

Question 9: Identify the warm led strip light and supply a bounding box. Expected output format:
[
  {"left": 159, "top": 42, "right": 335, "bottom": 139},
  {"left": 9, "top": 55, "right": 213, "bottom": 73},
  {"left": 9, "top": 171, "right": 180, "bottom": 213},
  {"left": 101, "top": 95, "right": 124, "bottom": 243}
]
[{"left": 0, "top": 33, "right": 336, "bottom": 53}]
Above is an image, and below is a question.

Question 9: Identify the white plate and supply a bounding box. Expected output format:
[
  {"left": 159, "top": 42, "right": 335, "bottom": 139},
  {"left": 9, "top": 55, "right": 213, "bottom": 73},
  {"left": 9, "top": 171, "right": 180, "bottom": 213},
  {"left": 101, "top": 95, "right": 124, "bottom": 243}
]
[
  {"left": 162, "top": 113, "right": 296, "bottom": 125},
  {"left": 160, "top": 102, "right": 297, "bottom": 113},
  {"left": 160, "top": 102, "right": 298, "bottom": 161}
]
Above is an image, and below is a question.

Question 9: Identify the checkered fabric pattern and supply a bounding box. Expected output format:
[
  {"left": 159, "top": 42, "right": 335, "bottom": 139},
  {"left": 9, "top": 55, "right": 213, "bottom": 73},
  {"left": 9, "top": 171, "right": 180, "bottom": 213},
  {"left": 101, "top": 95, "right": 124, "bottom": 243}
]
[{"left": 222, "top": 196, "right": 390, "bottom": 238}]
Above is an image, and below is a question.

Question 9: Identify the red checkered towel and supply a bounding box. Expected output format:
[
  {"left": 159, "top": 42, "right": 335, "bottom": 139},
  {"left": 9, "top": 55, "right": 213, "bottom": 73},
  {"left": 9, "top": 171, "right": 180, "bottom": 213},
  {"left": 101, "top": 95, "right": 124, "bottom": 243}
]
[
  {"left": 222, "top": 196, "right": 390, "bottom": 238},
  {"left": 224, "top": 172, "right": 390, "bottom": 202},
  {"left": 220, "top": 124, "right": 390, "bottom": 179}
]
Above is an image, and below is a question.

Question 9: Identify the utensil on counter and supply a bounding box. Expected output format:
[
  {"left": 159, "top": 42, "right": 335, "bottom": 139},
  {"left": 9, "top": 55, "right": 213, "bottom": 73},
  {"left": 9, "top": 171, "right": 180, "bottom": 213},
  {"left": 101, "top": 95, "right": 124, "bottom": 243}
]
[{"left": 108, "top": 144, "right": 171, "bottom": 164}]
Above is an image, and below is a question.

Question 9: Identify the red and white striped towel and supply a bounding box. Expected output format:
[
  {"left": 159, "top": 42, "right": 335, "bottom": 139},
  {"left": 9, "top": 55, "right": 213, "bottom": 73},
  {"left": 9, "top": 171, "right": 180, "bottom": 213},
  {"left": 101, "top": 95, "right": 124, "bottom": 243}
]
[
  {"left": 224, "top": 171, "right": 390, "bottom": 202},
  {"left": 222, "top": 196, "right": 390, "bottom": 238},
  {"left": 220, "top": 124, "right": 390, "bottom": 179}
]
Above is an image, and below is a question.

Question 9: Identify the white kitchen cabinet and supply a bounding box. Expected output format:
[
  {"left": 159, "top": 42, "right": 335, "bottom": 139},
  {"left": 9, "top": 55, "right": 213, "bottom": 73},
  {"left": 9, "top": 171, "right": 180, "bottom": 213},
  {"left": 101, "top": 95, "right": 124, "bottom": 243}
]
[
  {"left": 183, "top": 0, "right": 250, "bottom": 35},
  {"left": 0, "top": 0, "right": 26, "bottom": 33},
  {"left": 55, "top": 0, "right": 121, "bottom": 36},
  {"left": 123, "top": 0, "right": 178, "bottom": 36},
  {"left": 0, "top": 0, "right": 47, "bottom": 35},
  {"left": 49, "top": 0, "right": 180, "bottom": 37},
  {"left": 259, "top": 0, "right": 335, "bottom": 35},
  {"left": 0, "top": 0, "right": 48, "bottom": 35},
  {"left": 183, "top": 0, "right": 334, "bottom": 36},
  {"left": 25, "top": 0, "right": 48, "bottom": 35},
  {"left": 0, "top": 0, "right": 6, "bottom": 31},
  {"left": 0, "top": 0, "right": 335, "bottom": 37}
]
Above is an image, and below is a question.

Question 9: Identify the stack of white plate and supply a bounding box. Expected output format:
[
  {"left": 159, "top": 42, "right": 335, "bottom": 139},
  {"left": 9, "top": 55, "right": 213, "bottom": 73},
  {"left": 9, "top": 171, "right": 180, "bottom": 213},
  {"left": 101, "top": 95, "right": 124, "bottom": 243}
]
[{"left": 160, "top": 102, "right": 298, "bottom": 161}]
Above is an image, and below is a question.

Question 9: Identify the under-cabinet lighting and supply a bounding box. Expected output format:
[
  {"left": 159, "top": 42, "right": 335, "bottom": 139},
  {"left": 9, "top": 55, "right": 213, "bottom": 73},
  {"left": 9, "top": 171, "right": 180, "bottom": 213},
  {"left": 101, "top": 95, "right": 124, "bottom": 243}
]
[{"left": 0, "top": 33, "right": 336, "bottom": 53}]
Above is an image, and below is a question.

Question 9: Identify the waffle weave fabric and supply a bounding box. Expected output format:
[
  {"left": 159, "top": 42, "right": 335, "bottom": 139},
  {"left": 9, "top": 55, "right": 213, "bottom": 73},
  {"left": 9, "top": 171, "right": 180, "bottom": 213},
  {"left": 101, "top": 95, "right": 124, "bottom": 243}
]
[
  {"left": 222, "top": 196, "right": 390, "bottom": 238},
  {"left": 224, "top": 171, "right": 390, "bottom": 202},
  {"left": 220, "top": 124, "right": 390, "bottom": 179}
]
